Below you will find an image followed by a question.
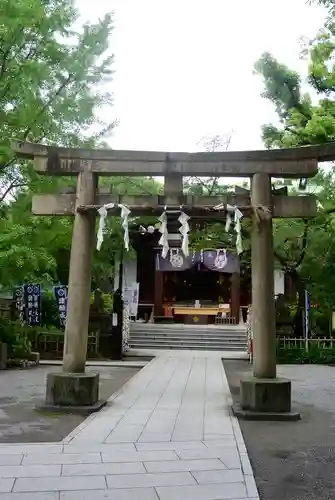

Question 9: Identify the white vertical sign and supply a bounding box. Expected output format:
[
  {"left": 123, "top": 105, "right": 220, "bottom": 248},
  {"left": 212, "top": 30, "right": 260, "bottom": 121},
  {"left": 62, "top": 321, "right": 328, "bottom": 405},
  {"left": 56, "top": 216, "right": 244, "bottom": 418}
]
[
  {"left": 130, "top": 282, "right": 139, "bottom": 317},
  {"left": 123, "top": 286, "right": 132, "bottom": 305}
]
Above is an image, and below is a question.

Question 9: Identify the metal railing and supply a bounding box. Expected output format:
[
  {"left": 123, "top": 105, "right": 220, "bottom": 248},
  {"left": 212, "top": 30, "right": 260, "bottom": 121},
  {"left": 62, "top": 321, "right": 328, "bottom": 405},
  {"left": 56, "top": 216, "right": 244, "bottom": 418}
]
[
  {"left": 36, "top": 331, "right": 99, "bottom": 356},
  {"left": 214, "top": 315, "right": 236, "bottom": 325},
  {"left": 278, "top": 337, "right": 335, "bottom": 349}
]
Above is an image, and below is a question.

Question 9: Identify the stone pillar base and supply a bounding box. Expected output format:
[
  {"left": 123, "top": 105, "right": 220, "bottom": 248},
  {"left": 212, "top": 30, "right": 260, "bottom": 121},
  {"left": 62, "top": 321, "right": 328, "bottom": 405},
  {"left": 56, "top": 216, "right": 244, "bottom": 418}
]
[
  {"left": 232, "top": 376, "right": 300, "bottom": 421},
  {"left": 36, "top": 372, "right": 106, "bottom": 415}
]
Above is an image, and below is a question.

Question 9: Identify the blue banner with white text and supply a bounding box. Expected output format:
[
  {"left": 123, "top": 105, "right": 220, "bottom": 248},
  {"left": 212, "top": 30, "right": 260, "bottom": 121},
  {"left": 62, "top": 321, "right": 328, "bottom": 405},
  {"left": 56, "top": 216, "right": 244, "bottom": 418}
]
[{"left": 53, "top": 285, "right": 68, "bottom": 328}]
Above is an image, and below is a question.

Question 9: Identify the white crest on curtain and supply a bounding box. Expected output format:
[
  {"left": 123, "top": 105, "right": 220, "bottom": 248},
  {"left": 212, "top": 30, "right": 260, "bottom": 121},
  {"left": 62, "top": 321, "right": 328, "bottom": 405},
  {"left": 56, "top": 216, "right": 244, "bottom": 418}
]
[
  {"left": 213, "top": 203, "right": 244, "bottom": 255},
  {"left": 214, "top": 248, "right": 227, "bottom": 269},
  {"left": 96, "top": 203, "right": 131, "bottom": 251},
  {"left": 170, "top": 248, "right": 184, "bottom": 268},
  {"left": 178, "top": 210, "right": 190, "bottom": 257},
  {"left": 158, "top": 208, "right": 169, "bottom": 258}
]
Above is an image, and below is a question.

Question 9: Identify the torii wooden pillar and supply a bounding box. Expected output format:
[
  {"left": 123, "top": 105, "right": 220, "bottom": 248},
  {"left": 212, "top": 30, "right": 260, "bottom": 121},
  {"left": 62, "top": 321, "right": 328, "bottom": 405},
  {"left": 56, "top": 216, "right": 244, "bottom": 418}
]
[{"left": 13, "top": 139, "right": 334, "bottom": 416}]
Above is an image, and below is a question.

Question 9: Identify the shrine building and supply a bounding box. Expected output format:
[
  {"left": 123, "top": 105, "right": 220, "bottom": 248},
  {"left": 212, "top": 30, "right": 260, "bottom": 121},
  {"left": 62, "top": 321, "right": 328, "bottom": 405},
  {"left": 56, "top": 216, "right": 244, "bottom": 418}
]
[{"left": 116, "top": 226, "right": 286, "bottom": 325}]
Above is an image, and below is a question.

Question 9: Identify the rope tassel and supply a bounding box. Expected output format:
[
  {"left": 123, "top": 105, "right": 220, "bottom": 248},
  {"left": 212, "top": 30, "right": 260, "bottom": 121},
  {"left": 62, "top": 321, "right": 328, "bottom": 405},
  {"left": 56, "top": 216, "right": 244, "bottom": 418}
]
[
  {"left": 158, "top": 209, "right": 169, "bottom": 258},
  {"left": 214, "top": 203, "right": 244, "bottom": 255},
  {"left": 178, "top": 210, "right": 190, "bottom": 257},
  {"left": 96, "top": 203, "right": 131, "bottom": 251}
]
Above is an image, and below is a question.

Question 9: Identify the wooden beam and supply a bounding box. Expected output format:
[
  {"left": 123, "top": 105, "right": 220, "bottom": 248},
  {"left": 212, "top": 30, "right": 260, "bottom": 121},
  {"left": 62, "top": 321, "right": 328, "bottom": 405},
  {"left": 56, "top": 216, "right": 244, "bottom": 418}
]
[
  {"left": 11, "top": 140, "right": 327, "bottom": 178},
  {"left": 32, "top": 193, "right": 317, "bottom": 218}
]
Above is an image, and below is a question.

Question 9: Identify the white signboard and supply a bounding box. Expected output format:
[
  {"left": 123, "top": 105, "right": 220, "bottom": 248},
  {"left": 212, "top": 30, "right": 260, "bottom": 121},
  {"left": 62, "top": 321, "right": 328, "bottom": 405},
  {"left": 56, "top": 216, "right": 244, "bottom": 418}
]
[
  {"left": 274, "top": 269, "right": 285, "bottom": 296},
  {"left": 123, "top": 286, "right": 132, "bottom": 304},
  {"left": 130, "top": 282, "right": 139, "bottom": 317},
  {"left": 123, "top": 283, "right": 139, "bottom": 317}
]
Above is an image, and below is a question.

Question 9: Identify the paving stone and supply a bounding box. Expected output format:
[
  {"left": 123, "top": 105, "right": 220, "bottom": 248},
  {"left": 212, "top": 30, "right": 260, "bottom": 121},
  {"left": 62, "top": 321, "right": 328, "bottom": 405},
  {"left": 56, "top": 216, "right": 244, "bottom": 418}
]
[
  {"left": 0, "top": 445, "right": 63, "bottom": 455},
  {"left": 203, "top": 439, "right": 237, "bottom": 448},
  {"left": 231, "top": 419, "right": 244, "bottom": 443},
  {"left": 102, "top": 450, "right": 178, "bottom": 463},
  {"left": 0, "top": 455, "right": 23, "bottom": 466},
  {"left": 204, "top": 420, "right": 234, "bottom": 436},
  {"left": 245, "top": 475, "right": 259, "bottom": 497},
  {"left": 192, "top": 469, "right": 244, "bottom": 484},
  {"left": 13, "top": 475, "right": 107, "bottom": 492},
  {"left": 204, "top": 433, "right": 235, "bottom": 440},
  {"left": 105, "top": 424, "right": 145, "bottom": 443},
  {"left": 156, "top": 481, "right": 248, "bottom": 499},
  {"left": 116, "top": 409, "right": 153, "bottom": 425},
  {"left": 62, "top": 462, "right": 146, "bottom": 476},
  {"left": 136, "top": 441, "right": 207, "bottom": 451},
  {"left": 0, "top": 353, "right": 258, "bottom": 500},
  {"left": 0, "top": 477, "right": 15, "bottom": 492},
  {"left": 237, "top": 441, "right": 247, "bottom": 453},
  {"left": 63, "top": 443, "right": 136, "bottom": 454},
  {"left": 106, "top": 471, "right": 195, "bottom": 489},
  {"left": 177, "top": 448, "right": 241, "bottom": 467},
  {"left": 60, "top": 488, "right": 159, "bottom": 499},
  {"left": 137, "top": 433, "right": 173, "bottom": 443},
  {"left": 22, "top": 453, "right": 102, "bottom": 465},
  {"left": 0, "top": 443, "right": 63, "bottom": 456},
  {"left": 240, "top": 454, "right": 253, "bottom": 475},
  {"left": 71, "top": 415, "right": 126, "bottom": 444},
  {"left": 0, "top": 464, "right": 61, "bottom": 478},
  {"left": 145, "top": 459, "right": 226, "bottom": 473},
  {"left": 0, "top": 493, "right": 58, "bottom": 500},
  {"left": 172, "top": 431, "right": 204, "bottom": 442}
]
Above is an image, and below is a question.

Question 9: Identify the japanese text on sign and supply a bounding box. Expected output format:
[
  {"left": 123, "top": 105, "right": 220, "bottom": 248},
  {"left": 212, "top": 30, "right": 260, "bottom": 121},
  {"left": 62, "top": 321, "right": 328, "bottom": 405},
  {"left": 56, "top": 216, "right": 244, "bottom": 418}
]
[
  {"left": 23, "top": 284, "right": 41, "bottom": 326},
  {"left": 54, "top": 285, "right": 68, "bottom": 327}
]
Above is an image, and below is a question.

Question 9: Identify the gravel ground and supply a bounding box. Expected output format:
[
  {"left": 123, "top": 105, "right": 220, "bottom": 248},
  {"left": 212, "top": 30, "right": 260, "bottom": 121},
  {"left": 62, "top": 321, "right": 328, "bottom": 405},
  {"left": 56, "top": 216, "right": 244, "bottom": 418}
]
[
  {"left": 224, "top": 360, "right": 335, "bottom": 500},
  {"left": 0, "top": 365, "right": 140, "bottom": 443}
]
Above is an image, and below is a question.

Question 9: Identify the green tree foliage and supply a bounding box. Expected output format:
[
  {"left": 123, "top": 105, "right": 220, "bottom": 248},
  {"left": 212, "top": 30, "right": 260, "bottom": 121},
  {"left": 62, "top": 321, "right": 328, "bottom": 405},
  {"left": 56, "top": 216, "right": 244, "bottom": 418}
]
[
  {"left": 0, "top": 175, "right": 163, "bottom": 289},
  {"left": 0, "top": 0, "right": 116, "bottom": 288},
  {"left": 0, "top": 0, "right": 115, "bottom": 200},
  {"left": 309, "top": 0, "right": 335, "bottom": 10},
  {"left": 254, "top": 8, "right": 335, "bottom": 333}
]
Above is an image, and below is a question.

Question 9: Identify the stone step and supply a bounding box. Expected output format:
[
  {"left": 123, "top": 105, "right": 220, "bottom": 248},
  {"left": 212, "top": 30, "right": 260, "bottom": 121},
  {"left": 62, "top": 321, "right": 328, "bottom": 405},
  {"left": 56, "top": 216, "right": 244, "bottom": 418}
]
[
  {"left": 130, "top": 327, "right": 246, "bottom": 334},
  {"left": 128, "top": 321, "right": 248, "bottom": 351},
  {"left": 129, "top": 332, "right": 247, "bottom": 339},
  {"left": 128, "top": 338, "right": 247, "bottom": 347},
  {"left": 130, "top": 324, "right": 246, "bottom": 331},
  {"left": 129, "top": 336, "right": 247, "bottom": 344},
  {"left": 128, "top": 341, "right": 246, "bottom": 351},
  {"left": 129, "top": 336, "right": 247, "bottom": 345}
]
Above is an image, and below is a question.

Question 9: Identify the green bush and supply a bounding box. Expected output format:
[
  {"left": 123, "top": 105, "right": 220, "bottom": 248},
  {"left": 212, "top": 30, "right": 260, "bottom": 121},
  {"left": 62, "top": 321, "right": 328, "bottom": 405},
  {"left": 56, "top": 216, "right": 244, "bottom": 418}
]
[
  {"left": 102, "top": 293, "right": 113, "bottom": 313},
  {"left": 41, "top": 290, "right": 61, "bottom": 328},
  {"left": 0, "top": 319, "right": 32, "bottom": 358},
  {"left": 277, "top": 342, "right": 335, "bottom": 364},
  {"left": 90, "top": 291, "right": 113, "bottom": 314}
]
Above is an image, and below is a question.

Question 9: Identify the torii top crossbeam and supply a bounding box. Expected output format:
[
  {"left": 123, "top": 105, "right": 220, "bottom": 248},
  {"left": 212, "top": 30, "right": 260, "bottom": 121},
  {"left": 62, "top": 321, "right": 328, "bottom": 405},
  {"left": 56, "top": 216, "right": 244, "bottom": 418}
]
[{"left": 11, "top": 140, "right": 335, "bottom": 178}]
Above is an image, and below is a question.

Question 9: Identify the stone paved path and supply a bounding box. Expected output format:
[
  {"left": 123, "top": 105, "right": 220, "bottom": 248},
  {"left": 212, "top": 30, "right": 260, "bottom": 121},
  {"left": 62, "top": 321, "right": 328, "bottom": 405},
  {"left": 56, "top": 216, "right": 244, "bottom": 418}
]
[{"left": 0, "top": 351, "right": 259, "bottom": 499}]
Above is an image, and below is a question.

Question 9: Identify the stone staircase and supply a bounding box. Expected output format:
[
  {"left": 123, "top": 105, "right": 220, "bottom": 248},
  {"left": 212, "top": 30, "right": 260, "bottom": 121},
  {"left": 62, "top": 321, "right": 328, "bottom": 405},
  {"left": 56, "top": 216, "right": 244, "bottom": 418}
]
[{"left": 128, "top": 322, "right": 248, "bottom": 351}]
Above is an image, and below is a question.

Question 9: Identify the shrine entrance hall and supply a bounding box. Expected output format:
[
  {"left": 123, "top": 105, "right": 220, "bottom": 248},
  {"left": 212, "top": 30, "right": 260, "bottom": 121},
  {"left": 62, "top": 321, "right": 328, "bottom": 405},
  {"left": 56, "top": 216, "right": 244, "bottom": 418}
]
[{"left": 129, "top": 228, "right": 249, "bottom": 325}]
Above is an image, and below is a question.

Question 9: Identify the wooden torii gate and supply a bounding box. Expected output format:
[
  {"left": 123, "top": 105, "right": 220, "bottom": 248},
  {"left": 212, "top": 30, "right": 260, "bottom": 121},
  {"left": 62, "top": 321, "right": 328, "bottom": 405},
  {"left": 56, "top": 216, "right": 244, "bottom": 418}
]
[{"left": 12, "top": 140, "right": 333, "bottom": 416}]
